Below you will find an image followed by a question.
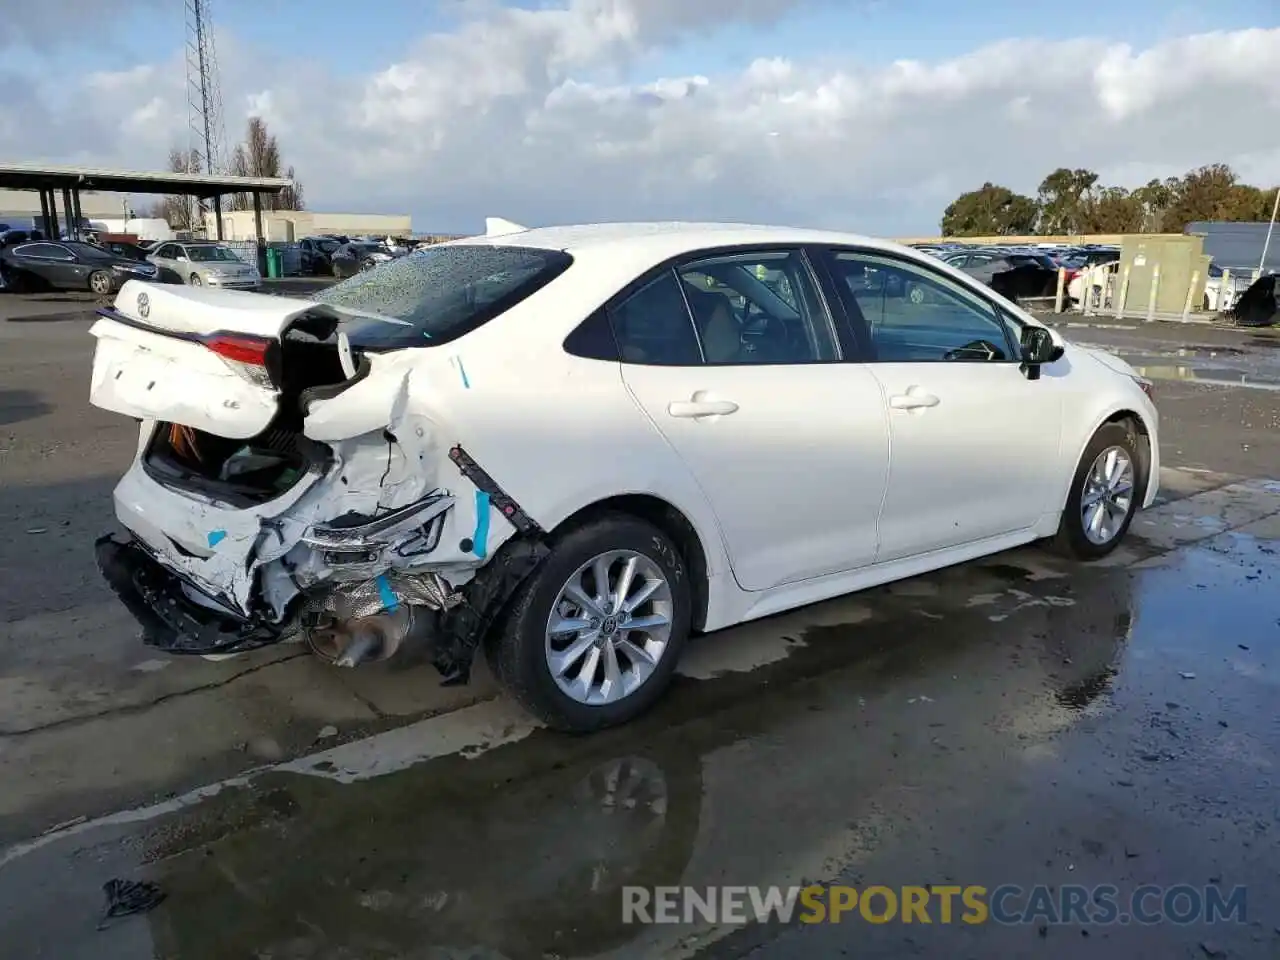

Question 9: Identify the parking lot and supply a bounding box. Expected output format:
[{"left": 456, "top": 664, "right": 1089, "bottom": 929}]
[{"left": 2, "top": 289, "right": 1279, "bottom": 958}]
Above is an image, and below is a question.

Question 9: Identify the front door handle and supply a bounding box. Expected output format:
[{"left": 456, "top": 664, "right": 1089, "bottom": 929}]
[
  {"left": 668, "top": 393, "right": 739, "bottom": 419},
  {"left": 889, "top": 391, "right": 940, "bottom": 410}
]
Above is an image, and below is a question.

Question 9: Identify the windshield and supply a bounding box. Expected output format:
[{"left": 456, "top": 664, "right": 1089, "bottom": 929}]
[
  {"left": 349, "top": 243, "right": 384, "bottom": 255},
  {"left": 186, "top": 245, "right": 241, "bottom": 262},
  {"left": 318, "top": 239, "right": 340, "bottom": 252},
  {"left": 313, "top": 244, "right": 573, "bottom": 348}
]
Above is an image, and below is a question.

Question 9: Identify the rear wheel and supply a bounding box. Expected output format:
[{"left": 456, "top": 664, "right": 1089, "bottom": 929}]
[
  {"left": 1052, "top": 423, "right": 1141, "bottom": 559},
  {"left": 88, "top": 270, "right": 113, "bottom": 295},
  {"left": 487, "top": 515, "right": 692, "bottom": 732}
]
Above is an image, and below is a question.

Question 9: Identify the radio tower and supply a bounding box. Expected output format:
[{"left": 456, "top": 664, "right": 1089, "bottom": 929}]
[{"left": 185, "top": 0, "right": 228, "bottom": 227}]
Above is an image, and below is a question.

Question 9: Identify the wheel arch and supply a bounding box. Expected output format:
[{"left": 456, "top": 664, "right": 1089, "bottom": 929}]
[
  {"left": 550, "top": 493, "right": 713, "bottom": 633},
  {"left": 1063, "top": 407, "right": 1153, "bottom": 510}
]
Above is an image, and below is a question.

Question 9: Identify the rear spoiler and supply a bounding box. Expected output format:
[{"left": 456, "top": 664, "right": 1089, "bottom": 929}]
[{"left": 484, "top": 217, "right": 527, "bottom": 237}]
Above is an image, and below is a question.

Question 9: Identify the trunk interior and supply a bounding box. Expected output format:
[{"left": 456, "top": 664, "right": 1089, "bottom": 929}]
[{"left": 143, "top": 314, "right": 356, "bottom": 506}]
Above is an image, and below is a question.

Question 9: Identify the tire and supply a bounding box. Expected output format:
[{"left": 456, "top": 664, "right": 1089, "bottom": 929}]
[
  {"left": 88, "top": 270, "right": 113, "bottom": 295},
  {"left": 1051, "top": 423, "right": 1141, "bottom": 560},
  {"left": 188, "top": 273, "right": 203, "bottom": 287},
  {"left": 486, "top": 514, "right": 692, "bottom": 732}
]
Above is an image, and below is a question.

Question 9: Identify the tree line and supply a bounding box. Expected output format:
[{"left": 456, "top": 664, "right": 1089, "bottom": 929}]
[
  {"left": 152, "top": 117, "right": 305, "bottom": 231},
  {"left": 940, "top": 165, "right": 1278, "bottom": 237}
]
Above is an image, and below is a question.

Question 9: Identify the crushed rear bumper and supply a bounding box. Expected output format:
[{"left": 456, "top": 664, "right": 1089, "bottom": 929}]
[{"left": 95, "top": 534, "right": 288, "bottom": 656}]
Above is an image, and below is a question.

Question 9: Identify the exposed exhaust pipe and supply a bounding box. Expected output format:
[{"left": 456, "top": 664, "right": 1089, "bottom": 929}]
[{"left": 334, "top": 625, "right": 383, "bottom": 668}]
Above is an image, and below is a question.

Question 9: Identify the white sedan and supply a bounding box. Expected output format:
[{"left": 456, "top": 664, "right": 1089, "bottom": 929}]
[{"left": 87, "top": 221, "right": 1159, "bottom": 732}]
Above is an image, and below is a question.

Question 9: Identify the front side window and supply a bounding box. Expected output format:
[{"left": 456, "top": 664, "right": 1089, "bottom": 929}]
[
  {"left": 675, "top": 250, "right": 838, "bottom": 364},
  {"left": 826, "top": 250, "right": 1017, "bottom": 363},
  {"left": 314, "top": 243, "right": 572, "bottom": 348}
]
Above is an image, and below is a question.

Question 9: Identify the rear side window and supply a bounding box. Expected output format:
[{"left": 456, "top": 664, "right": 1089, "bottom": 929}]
[
  {"left": 316, "top": 244, "right": 572, "bottom": 348},
  {"left": 609, "top": 270, "right": 703, "bottom": 365}
]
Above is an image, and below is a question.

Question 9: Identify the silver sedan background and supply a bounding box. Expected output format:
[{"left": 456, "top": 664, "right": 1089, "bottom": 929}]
[{"left": 147, "top": 240, "right": 261, "bottom": 290}]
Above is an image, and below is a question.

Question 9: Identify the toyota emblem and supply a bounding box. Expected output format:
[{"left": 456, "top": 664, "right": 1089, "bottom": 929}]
[{"left": 137, "top": 292, "right": 150, "bottom": 318}]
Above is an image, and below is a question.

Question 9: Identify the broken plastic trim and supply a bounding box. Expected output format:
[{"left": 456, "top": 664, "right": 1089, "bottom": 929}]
[
  {"left": 301, "top": 491, "right": 455, "bottom": 566},
  {"left": 95, "top": 534, "right": 290, "bottom": 655},
  {"left": 448, "top": 445, "right": 543, "bottom": 537}
]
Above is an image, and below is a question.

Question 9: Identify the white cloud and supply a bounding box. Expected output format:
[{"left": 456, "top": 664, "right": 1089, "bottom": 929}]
[{"left": 1, "top": 1, "right": 1278, "bottom": 235}]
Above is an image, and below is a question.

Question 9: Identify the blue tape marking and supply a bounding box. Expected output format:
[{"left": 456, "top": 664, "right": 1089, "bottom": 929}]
[
  {"left": 207, "top": 530, "right": 227, "bottom": 547},
  {"left": 456, "top": 357, "right": 470, "bottom": 389},
  {"left": 376, "top": 574, "right": 400, "bottom": 613},
  {"left": 472, "top": 490, "right": 491, "bottom": 558}
]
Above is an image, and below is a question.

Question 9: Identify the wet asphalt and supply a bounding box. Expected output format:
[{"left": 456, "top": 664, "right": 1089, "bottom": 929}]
[{"left": 2, "top": 298, "right": 1279, "bottom": 959}]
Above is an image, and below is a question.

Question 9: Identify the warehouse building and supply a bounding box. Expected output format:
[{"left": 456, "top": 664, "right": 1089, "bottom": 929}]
[
  {"left": 1185, "top": 221, "right": 1280, "bottom": 274},
  {"left": 206, "top": 209, "right": 413, "bottom": 241}
]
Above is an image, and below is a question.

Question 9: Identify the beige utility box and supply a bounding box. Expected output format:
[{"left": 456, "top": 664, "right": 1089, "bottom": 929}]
[{"left": 1118, "top": 235, "right": 1207, "bottom": 314}]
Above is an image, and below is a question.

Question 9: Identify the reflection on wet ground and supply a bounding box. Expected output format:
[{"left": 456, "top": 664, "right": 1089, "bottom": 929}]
[
  {"left": 2, "top": 519, "right": 1278, "bottom": 959},
  {"left": 1080, "top": 336, "right": 1280, "bottom": 391}
]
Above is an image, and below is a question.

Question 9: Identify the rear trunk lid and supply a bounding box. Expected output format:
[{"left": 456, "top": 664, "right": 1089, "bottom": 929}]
[{"left": 89, "top": 280, "right": 337, "bottom": 438}]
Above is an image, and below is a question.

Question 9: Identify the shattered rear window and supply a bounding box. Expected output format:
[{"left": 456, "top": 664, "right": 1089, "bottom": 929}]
[{"left": 313, "top": 244, "right": 573, "bottom": 348}]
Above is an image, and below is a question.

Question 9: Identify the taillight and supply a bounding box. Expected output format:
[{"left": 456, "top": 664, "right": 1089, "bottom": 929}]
[
  {"left": 203, "top": 333, "right": 270, "bottom": 366},
  {"left": 201, "top": 333, "right": 273, "bottom": 387}
]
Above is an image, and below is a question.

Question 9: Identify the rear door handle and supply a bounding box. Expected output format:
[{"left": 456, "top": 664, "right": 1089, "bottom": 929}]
[
  {"left": 668, "top": 395, "right": 739, "bottom": 419},
  {"left": 889, "top": 392, "right": 940, "bottom": 410}
]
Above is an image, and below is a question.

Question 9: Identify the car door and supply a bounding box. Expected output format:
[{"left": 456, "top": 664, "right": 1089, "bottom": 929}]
[
  {"left": 612, "top": 247, "right": 890, "bottom": 592},
  {"left": 818, "top": 247, "right": 1065, "bottom": 563}
]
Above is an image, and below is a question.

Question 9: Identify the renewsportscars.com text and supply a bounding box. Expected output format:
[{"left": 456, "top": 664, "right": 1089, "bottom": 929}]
[{"left": 622, "top": 884, "right": 1248, "bottom": 927}]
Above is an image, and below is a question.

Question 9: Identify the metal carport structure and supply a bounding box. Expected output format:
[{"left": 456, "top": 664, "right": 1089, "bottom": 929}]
[{"left": 0, "top": 162, "right": 293, "bottom": 270}]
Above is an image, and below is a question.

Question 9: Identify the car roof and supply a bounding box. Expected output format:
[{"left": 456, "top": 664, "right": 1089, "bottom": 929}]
[{"left": 456, "top": 221, "right": 913, "bottom": 260}]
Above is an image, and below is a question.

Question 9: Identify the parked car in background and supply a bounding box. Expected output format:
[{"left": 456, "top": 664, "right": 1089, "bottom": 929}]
[
  {"left": 330, "top": 240, "right": 396, "bottom": 277},
  {"left": 0, "top": 239, "right": 157, "bottom": 293},
  {"left": 96, "top": 240, "right": 152, "bottom": 263},
  {"left": 298, "top": 235, "right": 345, "bottom": 275},
  {"left": 945, "top": 250, "right": 1060, "bottom": 303},
  {"left": 0, "top": 228, "right": 46, "bottom": 247},
  {"left": 88, "top": 221, "right": 1159, "bottom": 733},
  {"left": 147, "top": 240, "right": 261, "bottom": 289},
  {"left": 1203, "top": 262, "right": 1253, "bottom": 313}
]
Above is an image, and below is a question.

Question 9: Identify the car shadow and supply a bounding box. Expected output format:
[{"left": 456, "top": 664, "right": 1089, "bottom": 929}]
[{"left": 0, "top": 389, "right": 54, "bottom": 426}]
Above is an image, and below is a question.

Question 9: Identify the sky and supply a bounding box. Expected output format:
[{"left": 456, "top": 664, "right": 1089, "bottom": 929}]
[{"left": 1, "top": 0, "right": 1278, "bottom": 236}]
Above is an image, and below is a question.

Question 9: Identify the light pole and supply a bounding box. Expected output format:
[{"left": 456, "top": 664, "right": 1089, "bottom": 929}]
[{"left": 1259, "top": 186, "right": 1280, "bottom": 276}]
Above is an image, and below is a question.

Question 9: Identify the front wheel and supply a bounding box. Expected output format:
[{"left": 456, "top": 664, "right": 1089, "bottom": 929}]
[
  {"left": 1052, "top": 423, "right": 1141, "bottom": 559},
  {"left": 487, "top": 515, "right": 692, "bottom": 732},
  {"left": 88, "top": 270, "right": 114, "bottom": 295}
]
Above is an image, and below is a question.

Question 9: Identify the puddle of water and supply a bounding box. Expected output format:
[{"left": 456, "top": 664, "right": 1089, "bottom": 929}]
[{"left": 1130, "top": 363, "right": 1280, "bottom": 390}]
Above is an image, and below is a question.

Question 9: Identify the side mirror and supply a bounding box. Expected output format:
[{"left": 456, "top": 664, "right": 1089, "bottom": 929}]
[{"left": 1020, "top": 326, "right": 1063, "bottom": 380}]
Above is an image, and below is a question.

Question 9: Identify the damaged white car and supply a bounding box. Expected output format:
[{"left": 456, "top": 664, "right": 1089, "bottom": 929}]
[{"left": 89, "top": 222, "right": 1159, "bottom": 732}]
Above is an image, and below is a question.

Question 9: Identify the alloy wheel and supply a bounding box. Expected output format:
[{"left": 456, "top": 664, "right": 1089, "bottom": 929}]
[
  {"left": 1080, "top": 445, "right": 1135, "bottom": 545},
  {"left": 544, "top": 550, "right": 673, "bottom": 706}
]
